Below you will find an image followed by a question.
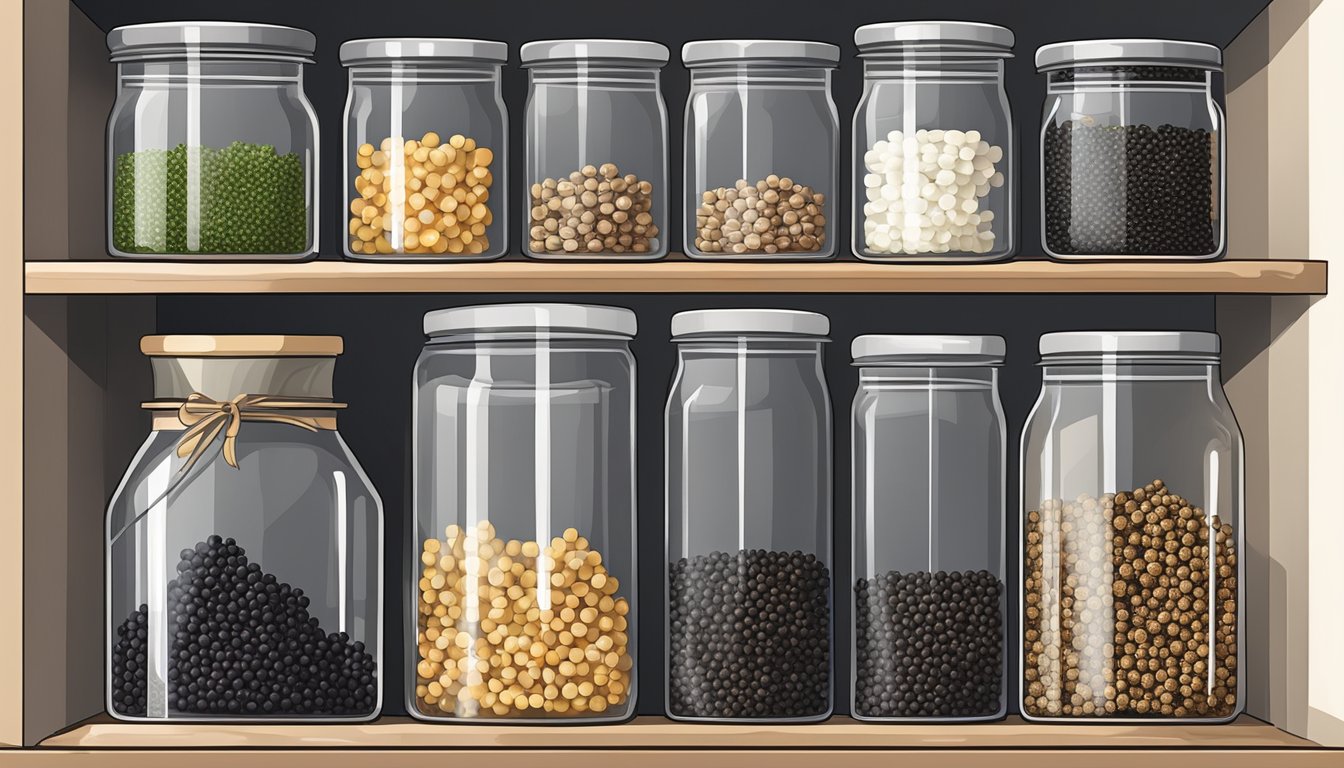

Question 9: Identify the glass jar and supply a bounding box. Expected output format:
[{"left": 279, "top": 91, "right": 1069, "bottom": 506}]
[
  {"left": 853, "top": 22, "right": 1015, "bottom": 262},
  {"left": 341, "top": 39, "right": 508, "bottom": 261},
  {"left": 106, "top": 336, "right": 382, "bottom": 721},
  {"left": 665, "top": 309, "right": 833, "bottom": 722},
  {"left": 682, "top": 40, "right": 839, "bottom": 260},
  {"left": 106, "top": 23, "right": 319, "bottom": 260},
  {"left": 522, "top": 40, "right": 669, "bottom": 260},
  {"left": 850, "top": 335, "right": 1006, "bottom": 722},
  {"left": 1037, "top": 41, "right": 1225, "bottom": 260},
  {"left": 1020, "top": 332, "right": 1243, "bottom": 721},
  {"left": 411, "top": 304, "right": 637, "bottom": 722}
]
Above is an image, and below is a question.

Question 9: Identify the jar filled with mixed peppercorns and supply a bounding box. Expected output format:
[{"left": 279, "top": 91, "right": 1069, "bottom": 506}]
[
  {"left": 1020, "top": 332, "right": 1243, "bottom": 721},
  {"left": 1037, "top": 40, "right": 1226, "bottom": 259},
  {"left": 106, "top": 23, "right": 319, "bottom": 260}
]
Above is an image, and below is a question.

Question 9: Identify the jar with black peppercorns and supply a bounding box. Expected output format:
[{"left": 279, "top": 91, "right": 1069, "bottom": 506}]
[
  {"left": 1021, "top": 332, "right": 1244, "bottom": 721},
  {"left": 1036, "top": 40, "right": 1226, "bottom": 259},
  {"left": 850, "top": 335, "right": 1007, "bottom": 721},
  {"left": 106, "top": 336, "right": 382, "bottom": 721},
  {"left": 665, "top": 309, "right": 833, "bottom": 722}
]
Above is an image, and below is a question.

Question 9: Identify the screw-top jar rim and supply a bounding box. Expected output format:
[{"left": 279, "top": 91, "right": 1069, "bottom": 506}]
[
  {"left": 852, "top": 334, "right": 1004, "bottom": 366},
  {"left": 340, "top": 38, "right": 507, "bottom": 66},
  {"left": 854, "top": 21, "right": 1014, "bottom": 57},
  {"left": 682, "top": 40, "right": 839, "bottom": 68},
  {"left": 1038, "top": 331, "right": 1220, "bottom": 364},
  {"left": 108, "top": 21, "right": 316, "bottom": 63},
  {"left": 671, "top": 309, "right": 830, "bottom": 340},
  {"left": 424, "top": 303, "right": 637, "bottom": 340},
  {"left": 1035, "top": 38, "right": 1222, "bottom": 72},
  {"left": 520, "top": 39, "right": 669, "bottom": 67},
  {"left": 140, "top": 335, "right": 343, "bottom": 358}
]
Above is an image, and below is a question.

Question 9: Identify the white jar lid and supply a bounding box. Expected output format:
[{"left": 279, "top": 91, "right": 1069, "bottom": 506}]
[
  {"left": 671, "top": 309, "right": 829, "bottom": 339},
  {"left": 852, "top": 335, "right": 1004, "bottom": 365},
  {"left": 682, "top": 40, "right": 839, "bottom": 67},
  {"left": 340, "top": 38, "right": 507, "bottom": 66},
  {"left": 520, "top": 39, "right": 669, "bottom": 66},
  {"left": 108, "top": 21, "right": 316, "bottom": 62},
  {"left": 1035, "top": 39, "right": 1222, "bottom": 72},
  {"left": 855, "top": 21, "right": 1014, "bottom": 53},
  {"left": 424, "top": 303, "right": 637, "bottom": 338},
  {"left": 1039, "top": 331, "right": 1220, "bottom": 358}
]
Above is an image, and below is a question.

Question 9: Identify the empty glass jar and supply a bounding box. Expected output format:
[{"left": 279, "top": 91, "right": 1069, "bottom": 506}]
[
  {"left": 665, "top": 309, "right": 833, "bottom": 722},
  {"left": 850, "top": 335, "right": 1006, "bottom": 722},
  {"left": 522, "top": 40, "right": 669, "bottom": 260},
  {"left": 1037, "top": 40, "right": 1225, "bottom": 259},
  {"left": 106, "top": 335, "right": 382, "bottom": 721},
  {"left": 1021, "top": 332, "right": 1243, "bottom": 721},
  {"left": 411, "top": 304, "right": 637, "bottom": 722},
  {"left": 341, "top": 38, "right": 508, "bottom": 261},
  {"left": 682, "top": 40, "right": 839, "bottom": 260},
  {"left": 106, "top": 22, "right": 319, "bottom": 260},
  {"left": 853, "top": 22, "right": 1015, "bottom": 262}
]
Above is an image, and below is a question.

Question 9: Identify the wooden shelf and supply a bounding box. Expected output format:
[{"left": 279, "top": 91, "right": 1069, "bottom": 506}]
[{"left": 22, "top": 258, "right": 1328, "bottom": 295}]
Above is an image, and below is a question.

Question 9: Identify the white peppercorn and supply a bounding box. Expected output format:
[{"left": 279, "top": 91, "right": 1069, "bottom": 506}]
[
  {"left": 693, "top": 176, "right": 827, "bottom": 255},
  {"left": 529, "top": 163, "right": 658, "bottom": 255}
]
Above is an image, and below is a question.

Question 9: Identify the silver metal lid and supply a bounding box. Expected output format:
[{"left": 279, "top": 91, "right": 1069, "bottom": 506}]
[
  {"left": 340, "top": 38, "right": 507, "bottom": 66},
  {"left": 682, "top": 40, "right": 839, "bottom": 67},
  {"left": 1039, "top": 331, "right": 1220, "bottom": 358},
  {"left": 520, "top": 39, "right": 669, "bottom": 66},
  {"left": 1035, "top": 39, "right": 1222, "bottom": 71},
  {"left": 108, "top": 22, "right": 316, "bottom": 62},
  {"left": 424, "top": 303, "right": 637, "bottom": 339},
  {"left": 671, "top": 309, "right": 830, "bottom": 339},
  {"left": 855, "top": 21, "right": 1014, "bottom": 53},
  {"left": 852, "top": 335, "right": 1005, "bottom": 365}
]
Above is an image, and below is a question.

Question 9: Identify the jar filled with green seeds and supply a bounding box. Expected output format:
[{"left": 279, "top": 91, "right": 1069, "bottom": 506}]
[{"left": 106, "top": 22, "right": 319, "bottom": 260}]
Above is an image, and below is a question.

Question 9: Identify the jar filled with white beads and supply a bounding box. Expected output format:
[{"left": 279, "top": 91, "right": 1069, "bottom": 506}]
[{"left": 852, "top": 22, "right": 1015, "bottom": 262}]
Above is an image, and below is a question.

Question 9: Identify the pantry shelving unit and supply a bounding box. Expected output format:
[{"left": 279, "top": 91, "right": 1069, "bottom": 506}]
[{"left": 11, "top": 0, "right": 1344, "bottom": 765}]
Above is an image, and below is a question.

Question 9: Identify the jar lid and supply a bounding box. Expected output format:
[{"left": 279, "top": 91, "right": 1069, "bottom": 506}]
[
  {"left": 520, "top": 39, "right": 669, "bottom": 66},
  {"left": 141, "top": 335, "right": 343, "bottom": 357},
  {"left": 108, "top": 22, "right": 316, "bottom": 63},
  {"left": 424, "top": 303, "right": 637, "bottom": 339},
  {"left": 340, "top": 38, "right": 508, "bottom": 66},
  {"left": 1035, "top": 39, "right": 1222, "bottom": 71},
  {"left": 855, "top": 21, "right": 1015, "bottom": 54},
  {"left": 682, "top": 40, "right": 839, "bottom": 67},
  {"left": 671, "top": 309, "right": 830, "bottom": 339},
  {"left": 1039, "top": 331, "right": 1220, "bottom": 359},
  {"left": 852, "top": 335, "right": 1005, "bottom": 365}
]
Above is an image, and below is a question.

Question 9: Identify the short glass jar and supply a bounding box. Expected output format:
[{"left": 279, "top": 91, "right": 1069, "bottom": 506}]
[
  {"left": 850, "top": 335, "right": 1007, "bottom": 722},
  {"left": 682, "top": 40, "right": 839, "bottom": 260},
  {"left": 522, "top": 40, "right": 669, "bottom": 260},
  {"left": 106, "top": 335, "right": 382, "bottom": 721},
  {"left": 341, "top": 38, "right": 507, "bottom": 261},
  {"left": 853, "top": 22, "right": 1015, "bottom": 262},
  {"left": 411, "top": 304, "right": 637, "bottom": 722},
  {"left": 665, "top": 309, "right": 833, "bottom": 722},
  {"left": 1037, "top": 40, "right": 1226, "bottom": 259},
  {"left": 106, "top": 22, "right": 319, "bottom": 260},
  {"left": 1020, "top": 331, "right": 1244, "bottom": 721}
]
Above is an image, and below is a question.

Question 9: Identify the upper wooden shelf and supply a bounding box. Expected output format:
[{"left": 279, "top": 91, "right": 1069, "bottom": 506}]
[{"left": 22, "top": 258, "right": 1327, "bottom": 295}]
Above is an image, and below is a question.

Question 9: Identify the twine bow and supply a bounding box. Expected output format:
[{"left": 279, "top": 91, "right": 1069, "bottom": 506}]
[{"left": 174, "top": 393, "right": 338, "bottom": 474}]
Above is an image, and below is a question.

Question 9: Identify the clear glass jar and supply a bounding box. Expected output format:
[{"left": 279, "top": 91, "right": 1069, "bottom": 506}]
[
  {"left": 106, "top": 23, "right": 319, "bottom": 260},
  {"left": 682, "top": 41, "right": 839, "bottom": 260},
  {"left": 411, "top": 304, "right": 637, "bottom": 722},
  {"left": 1020, "top": 332, "right": 1243, "bottom": 721},
  {"left": 106, "top": 336, "right": 382, "bottom": 721},
  {"left": 522, "top": 40, "right": 669, "bottom": 260},
  {"left": 1037, "top": 41, "right": 1225, "bottom": 259},
  {"left": 853, "top": 22, "right": 1015, "bottom": 262},
  {"left": 665, "top": 309, "right": 833, "bottom": 722},
  {"left": 341, "top": 39, "right": 508, "bottom": 261},
  {"left": 850, "top": 335, "right": 1006, "bottom": 722}
]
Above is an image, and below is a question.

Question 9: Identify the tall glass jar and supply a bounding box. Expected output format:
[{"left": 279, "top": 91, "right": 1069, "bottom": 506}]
[
  {"left": 853, "top": 22, "right": 1015, "bottom": 262},
  {"left": 1037, "top": 40, "right": 1225, "bottom": 259},
  {"left": 682, "top": 40, "right": 839, "bottom": 260},
  {"left": 665, "top": 309, "right": 833, "bottom": 722},
  {"left": 1020, "top": 332, "right": 1244, "bottom": 721},
  {"left": 411, "top": 304, "right": 637, "bottom": 722},
  {"left": 341, "top": 39, "right": 508, "bottom": 261},
  {"left": 106, "top": 336, "right": 382, "bottom": 721},
  {"left": 522, "top": 40, "right": 669, "bottom": 260},
  {"left": 106, "top": 22, "right": 319, "bottom": 260},
  {"left": 850, "top": 335, "right": 1006, "bottom": 722}
]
